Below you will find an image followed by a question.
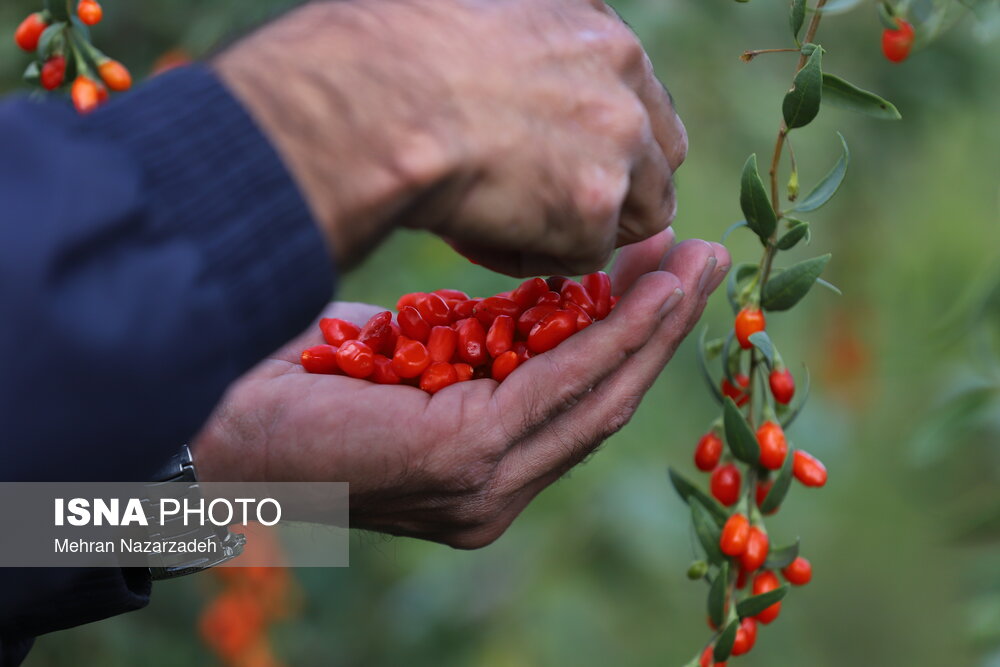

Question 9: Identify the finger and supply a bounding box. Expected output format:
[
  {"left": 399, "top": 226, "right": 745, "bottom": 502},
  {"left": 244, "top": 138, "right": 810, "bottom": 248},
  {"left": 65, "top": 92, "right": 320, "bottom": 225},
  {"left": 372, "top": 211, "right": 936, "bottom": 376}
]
[
  {"left": 616, "top": 127, "right": 678, "bottom": 247},
  {"left": 633, "top": 53, "right": 688, "bottom": 172},
  {"left": 610, "top": 226, "right": 676, "bottom": 296},
  {"left": 496, "top": 240, "right": 720, "bottom": 485},
  {"left": 489, "top": 268, "right": 684, "bottom": 447}
]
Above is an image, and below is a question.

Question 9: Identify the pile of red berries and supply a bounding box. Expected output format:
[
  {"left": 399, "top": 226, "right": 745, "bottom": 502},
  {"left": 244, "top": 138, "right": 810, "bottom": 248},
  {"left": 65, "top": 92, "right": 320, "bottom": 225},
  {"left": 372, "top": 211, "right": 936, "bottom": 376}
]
[
  {"left": 14, "top": 1, "right": 131, "bottom": 113},
  {"left": 300, "top": 273, "right": 614, "bottom": 394}
]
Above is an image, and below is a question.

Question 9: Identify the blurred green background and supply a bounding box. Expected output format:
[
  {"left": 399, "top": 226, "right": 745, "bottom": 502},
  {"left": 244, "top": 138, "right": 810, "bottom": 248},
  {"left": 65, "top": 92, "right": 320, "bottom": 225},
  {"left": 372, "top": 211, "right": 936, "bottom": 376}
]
[{"left": 3, "top": 0, "right": 999, "bottom": 665}]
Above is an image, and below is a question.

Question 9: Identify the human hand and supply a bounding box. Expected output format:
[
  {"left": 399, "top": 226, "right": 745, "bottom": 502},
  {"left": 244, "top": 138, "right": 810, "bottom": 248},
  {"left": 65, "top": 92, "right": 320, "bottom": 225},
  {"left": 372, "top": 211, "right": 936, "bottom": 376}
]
[
  {"left": 215, "top": 0, "right": 686, "bottom": 276},
  {"left": 192, "top": 236, "right": 729, "bottom": 548}
]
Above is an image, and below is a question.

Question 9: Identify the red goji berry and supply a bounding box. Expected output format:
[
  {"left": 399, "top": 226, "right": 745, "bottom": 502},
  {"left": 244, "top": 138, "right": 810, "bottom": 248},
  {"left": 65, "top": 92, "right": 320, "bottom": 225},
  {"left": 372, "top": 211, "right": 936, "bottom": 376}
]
[
  {"left": 427, "top": 325, "right": 458, "bottom": 363},
  {"left": 455, "top": 318, "right": 488, "bottom": 366},
  {"left": 755, "top": 479, "right": 777, "bottom": 514},
  {"left": 40, "top": 55, "right": 66, "bottom": 91},
  {"left": 721, "top": 374, "right": 750, "bottom": 407},
  {"left": 694, "top": 432, "right": 723, "bottom": 471},
  {"left": 511, "top": 277, "right": 547, "bottom": 310},
  {"left": 710, "top": 464, "right": 741, "bottom": 507},
  {"left": 416, "top": 293, "right": 451, "bottom": 326},
  {"left": 536, "top": 291, "right": 561, "bottom": 307},
  {"left": 71, "top": 76, "right": 100, "bottom": 114},
  {"left": 581, "top": 271, "right": 612, "bottom": 319},
  {"left": 527, "top": 310, "right": 576, "bottom": 353},
  {"left": 563, "top": 301, "right": 594, "bottom": 331},
  {"left": 474, "top": 296, "right": 519, "bottom": 327},
  {"left": 14, "top": 13, "right": 47, "bottom": 52},
  {"left": 731, "top": 618, "right": 757, "bottom": 656},
  {"left": 769, "top": 367, "right": 795, "bottom": 404},
  {"left": 397, "top": 306, "right": 431, "bottom": 343},
  {"left": 319, "top": 318, "right": 360, "bottom": 347},
  {"left": 793, "top": 450, "right": 828, "bottom": 487},
  {"left": 782, "top": 556, "right": 812, "bottom": 586},
  {"left": 720, "top": 513, "right": 751, "bottom": 556},
  {"left": 300, "top": 345, "right": 340, "bottom": 374},
  {"left": 486, "top": 315, "right": 514, "bottom": 358},
  {"left": 336, "top": 340, "right": 374, "bottom": 379},
  {"left": 735, "top": 307, "right": 766, "bottom": 349},
  {"left": 452, "top": 298, "right": 480, "bottom": 320},
  {"left": 433, "top": 288, "right": 469, "bottom": 301},
  {"left": 491, "top": 350, "right": 519, "bottom": 382},
  {"left": 77, "top": 0, "right": 103, "bottom": 26},
  {"left": 453, "top": 363, "right": 474, "bottom": 382},
  {"left": 882, "top": 18, "right": 915, "bottom": 63},
  {"left": 756, "top": 420, "right": 788, "bottom": 470},
  {"left": 517, "top": 304, "right": 557, "bottom": 338},
  {"left": 371, "top": 355, "right": 401, "bottom": 384},
  {"left": 98, "top": 59, "right": 132, "bottom": 92},
  {"left": 699, "top": 645, "right": 726, "bottom": 667},
  {"left": 419, "top": 362, "right": 458, "bottom": 394},
  {"left": 738, "top": 526, "right": 769, "bottom": 573},
  {"left": 560, "top": 279, "right": 597, "bottom": 317},
  {"left": 391, "top": 338, "right": 431, "bottom": 379},
  {"left": 359, "top": 311, "right": 394, "bottom": 354},
  {"left": 751, "top": 571, "right": 782, "bottom": 624}
]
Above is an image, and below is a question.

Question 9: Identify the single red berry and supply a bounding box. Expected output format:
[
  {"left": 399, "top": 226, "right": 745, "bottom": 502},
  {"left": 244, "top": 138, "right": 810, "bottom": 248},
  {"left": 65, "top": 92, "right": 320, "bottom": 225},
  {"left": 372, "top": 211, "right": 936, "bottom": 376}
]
[
  {"left": 793, "top": 450, "right": 828, "bottom": 487},
  {"left": 77, "top": 0, "right": 103, "bottom": 26},
  {"left": 71, "top": 76, "right": 100, "bottom": 114},
  {"left": 474, "top": 296, "right": 520, "bottom": 327},
  {"left": 735, "top": 567, "right": 748, "bottom": 590},
  {"left": 735, "top": 307, "right": 766, "bottom": 349},
  {"left": 14, "top": 13, "right": 47, "bottom": 52},
  {"left": 731, "top": 618, "right": 758, "bottom": 656},
  {"left": 769, "top": 367, "right": 795, "bottom": 404},
  {"left": 699, "top": 645, "right": 726, "bottom": 667},
  {"left": 452, "top": 298, "right": 480, "bottom": 320},
  {"left": 40, "top": 55, "right": 67, "bottom": 91},
  {"left": 98, "top": 59, "right": 132, "bottom": 92},
  {"left": 536, "top": 290, "right": 561, "bottom": 307},
  {"left": 336, "top": 340, "right": 375, "bottom": 379},
  {"left": 319, "top": 318, "right": 360, "bottom": 347},
  {"left": 396, "top": 292, "right": 424, "bottom": 311},
  {"left": 756, "top": 420, "right": 788, "bottom": 470},
  {"left": 455, "top": 317, "right": 488, "bottom": 366},
  {"left": 359, "top": 311, "right": 394, "bottom": 355},
  {"left": 527, "top": 310, "right": 576, "bottom": 353},
  {"left": 755, "top": 479, "right": 777, "bottom": 514},
  {"left": 300, "top": 345, "right": 340, "bottom": 374},
  {"left": 391, "top": 338, "right": 431, "bottom": 379},
  {"left": 738, "top": 526, "right": 770, "bottom": 573},
  {"left": 581, "top": 271, "right": 612, "bottom": 320},
  {"left": 415, "top": 292, "right": 451, "bottom": 326},
  {"left": 721, "top": 373, "right": 750, "bottom": 407},
  {"left": 491, "top": 350, "right": 520, "bottom": 382},
  {"left": 782, "top": 556, "right": 813, "bottom": 586},
  {"left": 710, "top": 464, "right": 741, "bottom": 507},
  {"left": 882, "top": 18, "right": 915, "bottom": 63},
  {"left": 453, "top": 363, "right": 474, "bottom": 382},
  {"left": 486, "top": 315, "right": 515, "bottom": 358},
  {"left": 694, "top": 432, "right": 723, "bottom": 471},
  {"left": 397, "top": 306, "right": 431, "bottom": 343},
  {"left": 371, "top": 355, "right": 401, "bottom": 384},
  {"left": 517, "top": 304, "right": 557, "bottom": 338},
  {"left": 559, "top": 279, "right": 597, "bottom": 317},
  {"left": 563, "top": 301, "right": 594, "bottom": 331},
  {"left": 511, "top": 277, "right": 548, "bottom": 310},
  {"left": 751, "top": 571, "right": 782, "bottom": 624},
  {"left": 432, "top": 288, "right": 469, "bottom": 301},
  {"left": 427, "top": 325, "right": 458, "bottom": 363},
  {"left": 720, "top": 513, "right": 751, "bottom": 557},
  {"left": 419, "top": 361, "right": 458, "bottom": 394}
]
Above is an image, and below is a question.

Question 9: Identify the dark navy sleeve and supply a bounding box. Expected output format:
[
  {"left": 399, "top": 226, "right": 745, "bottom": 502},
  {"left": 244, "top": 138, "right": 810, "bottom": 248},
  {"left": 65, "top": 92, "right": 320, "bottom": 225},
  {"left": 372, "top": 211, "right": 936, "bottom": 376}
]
[{"left": 0, "top": 66, "right": 335, "bottom": 658}]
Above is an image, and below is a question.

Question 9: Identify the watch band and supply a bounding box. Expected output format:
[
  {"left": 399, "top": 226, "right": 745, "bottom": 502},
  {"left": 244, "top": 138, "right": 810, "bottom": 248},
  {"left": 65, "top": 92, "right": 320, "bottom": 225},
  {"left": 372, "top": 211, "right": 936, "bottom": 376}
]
[{"left": 144, "top": 445, "right": 246, "bottom": 580}]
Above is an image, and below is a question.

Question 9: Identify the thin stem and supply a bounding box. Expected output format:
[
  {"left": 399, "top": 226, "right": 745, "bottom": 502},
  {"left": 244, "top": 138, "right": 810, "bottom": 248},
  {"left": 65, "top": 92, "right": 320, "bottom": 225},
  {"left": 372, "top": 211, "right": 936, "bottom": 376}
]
[{"left": 740, "top": 47, "right": 800, "bottom": 62}]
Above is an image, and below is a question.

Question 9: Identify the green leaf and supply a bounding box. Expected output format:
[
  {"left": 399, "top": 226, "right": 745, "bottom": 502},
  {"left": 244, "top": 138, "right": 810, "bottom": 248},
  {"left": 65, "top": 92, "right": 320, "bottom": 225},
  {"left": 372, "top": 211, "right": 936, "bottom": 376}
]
[
  {"left": 739, "top": 155, "right": 777, "bottom": 243},
  {"left": 727, "top": 264, "right": 758, "bottom": 313},
  {"left": 714, "top": 619, "right": 739, "bottom": 662},
  {"left": 779, "top": 367, "right": 811, "bottom": 430},
  {"left": 815, "top": 0, "right": 866, "bottom": 14},
  {"left": 782, "top": 46, "right": 823, "bottom": 130},
  {"left": 691, "top": 498, "right": 725, "bottom": 564},
  {"left": 668, "top": 467, "right": 729, "bottom": 527},
  {"left": 749, "top": 331, "right": 775, "bottom": 368},
  {"left": 790, "top": 0, "right": 806, "bottom": 42},
  {"left": 708, "top": 562, "right": 729, "bottom": 628},
  {"left": 777, "top": 219, "right": 811, "bottom": 250},
  {"left": 816, "top": 277, "right": 843, "bottom": 296},
  {"left": 723, "top": 398, "right": 760, "bottom": 465},
  {"left": 760, "top": 444, "right": 795, "bottom": 513},
  {"left": 36, "top": 22, "right": 65, "bottom": 59},
  {"left": 877, "top": 2, "right": 899, "bottom": 29},
  {"left": 822, "top": 73, "right": 902, "bottom": 120},
  {"left": 23, "top": 61, "right": 41, "bottom": 84},
  {"left": 794, "top": 132, "right": 850, "bottom": 213},
  {"left": 721, "top": 220, "right": 748, "bottom": 243},
  {"left": 736, "top": 585, "right": 789, "bottom": 618},
  {"left": 762, "top": 254, "right": 831, "bottom": 311},
  {"left": 697, "top": 328, "right": 725, "bottom": 406},
  {"left": 764, "top": 538, "right": 801, "bottom": 570}
]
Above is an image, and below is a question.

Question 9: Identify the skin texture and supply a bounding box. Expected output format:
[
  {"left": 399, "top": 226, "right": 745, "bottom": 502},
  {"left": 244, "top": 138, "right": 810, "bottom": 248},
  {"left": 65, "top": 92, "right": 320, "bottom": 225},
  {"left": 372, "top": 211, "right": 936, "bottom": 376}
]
[
  {"left": 193, "top": 235, "right": 730, "bottom": 548},
  {"left": 214, "top": 0, "right": 687, "bottom": 276}
]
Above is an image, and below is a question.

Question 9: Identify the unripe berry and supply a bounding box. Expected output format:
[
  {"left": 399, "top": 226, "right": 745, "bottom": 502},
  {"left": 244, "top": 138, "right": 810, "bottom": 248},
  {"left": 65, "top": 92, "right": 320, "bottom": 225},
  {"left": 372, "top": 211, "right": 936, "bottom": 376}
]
[
  {"left": 98, "top": 59, "right": 132, "bottom": 92},
  {"left": 793, "top": 450, "right": 828, "bottom": 487},
  {"left": 77, "top": 0, "right": 103, "bottom": 26},
  {"left": 720, "top": 513, "right": 751, "bottom": 556},
  {"left": 71, "top": 76, "right": 100, "bottom": 114},
  {"left": 694, "top": 432, "right": 723, "bottom": 471},
  {"left": 14, "top": 13, "right": 47, "bottom": 52},
  {"left": 756, "top": 420, "right": 788, "bottom": 470},
  {"left": 710, "top": 464, "right": 741, "bottom": 507},
  {"left": 734, "top": 307, "right": 765, "bottom": 349},
  {"left": 769, "top": 367, "right": 795, "bottom": 404},
  {"left": 782, "top": 556, "right": 813, "bottom": 586}
]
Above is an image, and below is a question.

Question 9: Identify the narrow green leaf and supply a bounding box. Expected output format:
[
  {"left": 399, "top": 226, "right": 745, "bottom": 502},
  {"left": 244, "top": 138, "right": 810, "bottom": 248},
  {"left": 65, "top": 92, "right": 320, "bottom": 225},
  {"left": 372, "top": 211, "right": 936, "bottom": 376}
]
[
  {"left": 668, "top": 467, "right": 729, "bottom": 527},
  {"left": 749, "top": 331, "right": 775, "bottom": 368},
  {"left": 822, "top": 73, "right": 902, "bottom": 120},
  {"left": 782, "top": 46, "right": 823, "bottom": 129},
  {"left": 762, "top": 254, "right": 831, "bottom": 311},
  {"left": 790, "top": 0, "right": 806, "bottom": 42},
  {"left": 877, "top": 2, "right": 899, "bottom": 29},
  {"left": 736, "top": 585, "right": 789, "bottom": 618},
  {"left": 708, "top": 562, "right": 729, "bottom": 628},
  {"left": 722, "top": 220, "right": 748, "bottom": 243},
  {"left": 760, "top": 444, "right": 795, "bottom": 513},
  {"left": 697, "top": 328, "right": 725, "bottom": 406},
  {"left": 779, "top": 367, "right": 811, "bottom": 430},
  {"left": 740, "top": 155, "right": 777, "bottom": 243},
  {"left": 727, "top": 264, "right": 758, "bottom": 313},
  {"left": 816, "top": 277, "right": 843, "bottom": 296},
  {"left": 714, "top": 619, "right": 739, "bottom": 662},
  {"left": 723, "top": 398, "right": 760, "bottom": 464},
  {"left": 794, "top": 132, "right": 850, "bottom": 212},
  {"left": 777, "top": 219, "right": 811, "bottom": 250},
  {"left": 691, "top": 498, "right": 725, "bottom": 564},
  {"left": 764, "top": 538, "right": 801, "bottom": 570},
  {"left": 815, "top": 0, "right": 865, "bottom": 14}
]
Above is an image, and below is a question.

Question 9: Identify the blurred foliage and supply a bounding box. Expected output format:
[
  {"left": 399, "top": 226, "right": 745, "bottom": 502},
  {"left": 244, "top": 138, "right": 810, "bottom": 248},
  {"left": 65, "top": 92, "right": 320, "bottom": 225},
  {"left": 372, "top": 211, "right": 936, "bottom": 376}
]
[{"left": 3, "top": 0, "right": 1000, "bottom": 666}]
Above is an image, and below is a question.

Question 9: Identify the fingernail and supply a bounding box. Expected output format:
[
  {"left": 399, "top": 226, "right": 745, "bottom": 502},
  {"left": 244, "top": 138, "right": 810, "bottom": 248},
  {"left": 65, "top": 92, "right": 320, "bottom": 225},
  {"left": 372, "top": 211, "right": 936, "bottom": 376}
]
[
  {"left": 659, "top": 288, "right": 685, "bottom": 318},
  {"left": 697, "top": 255, "right": 718, "bottom": 293}
]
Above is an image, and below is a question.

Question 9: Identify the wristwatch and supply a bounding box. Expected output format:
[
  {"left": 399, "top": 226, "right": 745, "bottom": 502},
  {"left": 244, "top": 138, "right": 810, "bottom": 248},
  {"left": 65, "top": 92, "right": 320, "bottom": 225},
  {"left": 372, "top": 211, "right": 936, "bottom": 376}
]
[{"left": 144, "top": 445, "right": 246, "bottom": 580}]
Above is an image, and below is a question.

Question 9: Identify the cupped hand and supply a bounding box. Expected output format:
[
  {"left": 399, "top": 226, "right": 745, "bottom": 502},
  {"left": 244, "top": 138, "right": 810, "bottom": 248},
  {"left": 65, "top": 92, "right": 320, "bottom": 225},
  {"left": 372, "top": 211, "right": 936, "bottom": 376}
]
[{"left": 192, "top": 236, "right": 729, "bottom": 548}]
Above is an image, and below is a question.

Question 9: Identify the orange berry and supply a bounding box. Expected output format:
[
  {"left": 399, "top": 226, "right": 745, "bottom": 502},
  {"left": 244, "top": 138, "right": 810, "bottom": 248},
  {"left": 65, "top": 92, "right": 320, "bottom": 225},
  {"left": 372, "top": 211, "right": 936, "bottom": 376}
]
[{"left": 98, "top": 59, "right": 132, "bottom": 92}]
